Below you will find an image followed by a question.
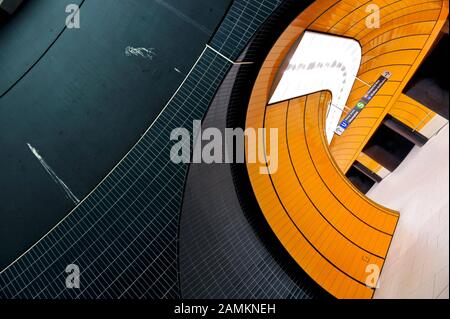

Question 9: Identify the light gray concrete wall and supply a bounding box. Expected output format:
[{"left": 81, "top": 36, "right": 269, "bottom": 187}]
[{"left": 370, "top": 125, "right": 449, "bottom": 299}]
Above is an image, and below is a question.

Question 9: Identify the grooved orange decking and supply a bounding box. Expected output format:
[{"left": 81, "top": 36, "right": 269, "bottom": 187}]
[
  {"left": 389, "top": 94, "right": 436, "bottom": 131},
  {"left": 356, "top": 153, "right": 384, "bottom": 175},
  {"left": 322, "top": 0, "right": 449, "bottom": 173},
  {"left": 241, "top": 0, "right": 442, "bottom": 299},
  {"left": 246, "top": 91, "right": 399, "bottom": 299}
]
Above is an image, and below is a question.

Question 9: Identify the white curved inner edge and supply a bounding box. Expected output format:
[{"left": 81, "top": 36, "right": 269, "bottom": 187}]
[{"left": 269, "top": 31, "right": 362, "bottom": 144}]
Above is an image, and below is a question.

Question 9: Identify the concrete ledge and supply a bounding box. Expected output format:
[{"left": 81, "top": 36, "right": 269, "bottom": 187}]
[{"left": 384, "top": 115, "right": 429, "bottom": 147}]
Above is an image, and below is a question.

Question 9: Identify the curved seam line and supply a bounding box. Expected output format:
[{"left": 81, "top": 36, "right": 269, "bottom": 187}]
[
  {"left": 363, "top": 33, "right": 431, "bottom": 55},
  {"left": 0, "top": 0, "right": 87, "bottom": 99},
  {"left": 302, "top": 96, "right": 396, "bottom": 230},
  {"left": 260, "top": 98, "right": 374, "bottom": 290},
  {"left": 285, "top": 98, "right": 390, "bottom": 250}
]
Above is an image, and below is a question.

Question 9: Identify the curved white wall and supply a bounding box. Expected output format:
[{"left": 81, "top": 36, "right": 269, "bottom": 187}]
[{"left": 269, "top": 31, "right": 362, "bottom": 143}]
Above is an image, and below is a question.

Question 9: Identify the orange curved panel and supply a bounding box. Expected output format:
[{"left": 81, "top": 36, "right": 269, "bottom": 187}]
[
  {"left": 244, "top": 0, "right": 449, "bottom": 299},
  {"left": 246, "top": 91, "right": 398, "bottom": 299},
  {"left": 356, "top": 10, "right": 442, "bottom": 43},
  {"left": 287, "top": 96, "right": 394, "bottom": 252},
  {"left": 266, "top": 98, "right": 385, "bottom": 274},
  {"left": 328, "top": 0, "right": 448, "bottom": 173},
  {"left": 357, "top": 153, "right": 385, "bottom": 175},
  {"left": 389, "top": 94, "right": 436, "bottom": 131},
  {"left": 363, "top": 35, "right": 430, "bottom": 56}
]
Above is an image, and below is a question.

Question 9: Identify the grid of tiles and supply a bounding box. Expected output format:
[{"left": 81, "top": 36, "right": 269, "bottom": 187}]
[
  {"left": 211, "top": 0, "right": 282, "bottom": 60},
  {"left": 179, "top": 64, "right": 324, "bottom": 299},
  {"left": 0, "top": 0, "right": 284, "bottom": 299},
  {"left": 0, "top": 49, "right": 228, "bottom": 299}
]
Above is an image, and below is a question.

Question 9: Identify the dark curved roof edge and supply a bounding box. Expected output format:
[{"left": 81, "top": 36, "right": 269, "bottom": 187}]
[{"left": 179, "top": 0, "right": 332, "bottom": 299}]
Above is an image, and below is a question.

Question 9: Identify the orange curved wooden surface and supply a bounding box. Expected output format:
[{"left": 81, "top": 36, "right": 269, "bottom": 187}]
[
  {"left": 247, "top": 90, "right": 398, "bottom": 298},
  {"left": 356, "top": 152, "right": 386, "bottom": 176},
  {"left": 389, "top": 94, "right": 436, "bottom": 131},
  {"left": 242, "top": 0, "right": 450, "bottom": 299},
  {"left": 320, "top": 0, "right": 449, "bottom": 173}
]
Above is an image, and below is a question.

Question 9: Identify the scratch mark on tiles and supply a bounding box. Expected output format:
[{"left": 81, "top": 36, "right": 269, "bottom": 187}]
[
  {"left": 154, "top": 0, "right": 210, "bottom": 35},
  {"left": 125, "top": 46, "right": 157, "bottom": 60},
  {"left": 174, "top": 67, "right": 185, "bottom": 76},
  {"left": 27, "top": 143, "right": 80, "bottom": 205}
]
